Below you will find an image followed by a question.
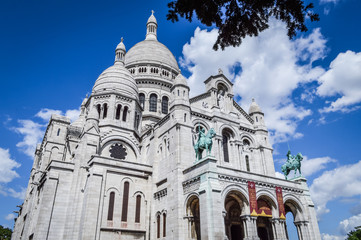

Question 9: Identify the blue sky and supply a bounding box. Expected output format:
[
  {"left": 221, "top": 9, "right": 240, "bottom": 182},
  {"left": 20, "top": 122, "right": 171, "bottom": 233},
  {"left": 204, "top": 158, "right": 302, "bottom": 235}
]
[{"left": 1, "top": 0, "right": 361, "bottom": 239}]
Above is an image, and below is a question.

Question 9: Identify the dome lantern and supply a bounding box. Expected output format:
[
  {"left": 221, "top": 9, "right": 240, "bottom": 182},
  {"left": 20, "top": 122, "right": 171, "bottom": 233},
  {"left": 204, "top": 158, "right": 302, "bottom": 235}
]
[
  {"left": 146, "top": 10, "right": 157, "bottom": 40},
  {"left": 115, "top": 37, "right": 126, "bottom": 64}
]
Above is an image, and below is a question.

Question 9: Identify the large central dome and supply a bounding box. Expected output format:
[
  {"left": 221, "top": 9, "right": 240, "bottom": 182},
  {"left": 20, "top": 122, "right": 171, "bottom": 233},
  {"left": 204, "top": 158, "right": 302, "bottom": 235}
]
[
  {"left": 124, "top": 11, "right": 179, "bottom": 72},
  {"left": 125, "top": 40, "right": 179, "bottom": 71}
]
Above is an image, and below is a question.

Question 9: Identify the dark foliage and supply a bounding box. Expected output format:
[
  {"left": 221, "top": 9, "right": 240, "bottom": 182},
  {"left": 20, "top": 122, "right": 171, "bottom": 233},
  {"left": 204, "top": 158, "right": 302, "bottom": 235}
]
[
  {"left": 347, "top": 228, "right": 361, "bottom": 240},
  {"left": 167, "top": 0, "right": 319, "bottom": 50},
  {"left": 0, "top": 225, "right": 12, "bottom": 240}
]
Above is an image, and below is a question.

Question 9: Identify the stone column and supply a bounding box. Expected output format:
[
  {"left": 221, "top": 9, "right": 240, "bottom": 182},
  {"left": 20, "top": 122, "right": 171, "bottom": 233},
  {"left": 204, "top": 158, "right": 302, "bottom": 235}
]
[
  {"left": 294, "top": 221, "right": 310, "bottom": 240},
  {"left": 197, "top": 157, "right": 225, "bottom": 240},
  {"left": 270, "top": 218, "right": 288, "bottom": 240},
  {"left": 294, "top": 221, "right": 303, "bottom": 240},
  {"left": 278, "top": 219, "right": 288, "bottom": 240},
  {"left": 79, "top": 168, "right": 104, "bottom": 239},
  {"left": 34, "top": 172, "right": 59, "bottom": 239},
  {"left": 241, "top": 215, "right": 260, "bottom": 240}
]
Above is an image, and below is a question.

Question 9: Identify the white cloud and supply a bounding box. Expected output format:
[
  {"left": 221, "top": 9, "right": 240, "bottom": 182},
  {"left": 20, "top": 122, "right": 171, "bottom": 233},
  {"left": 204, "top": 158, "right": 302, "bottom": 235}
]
[
  {"left": 8, "top": 187, "right": 27, "bottom": 200},
  {"left": 5, "top": 213, "right": 16, "bottom": 221},
  {"left": 35, "top": 108, "right": 62, "bottom": 121},
  {"left": 302, "top": 156, "right": 336, "bottom": 177},
  {"left": 317, "top": 51, "right": 361, "bottom": 113},
  {"left": 322, "top": 233, "right": 344, "bottom": 240},
  {"left": 339, "top": 213, "right": 361, "bottom": 235},
  {"left": 13, "top": 108, "right": 80, "bottom": 158},
  {"left": 14, "top": 120, "right": 45, "bottom": 158},
  {"left": 181, "top": 19, "right": 326, "bottom": 143},
  {"left": 0, "top": 148, "right": 20, "bottom": 183},
  {"left": 65, "top": 109, "right": 81, "bottom": 122},
  {"left": 275, "top": 171, "right": 285, "bottom": 179},
  {"left": 310, "top": 161, "right": 361, "bottom": 218}
]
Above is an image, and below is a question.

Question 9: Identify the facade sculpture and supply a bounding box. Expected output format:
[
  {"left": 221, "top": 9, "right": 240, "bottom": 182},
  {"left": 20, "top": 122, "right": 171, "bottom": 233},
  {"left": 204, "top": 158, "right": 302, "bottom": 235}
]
[
  {"left": 11, "top": 12, "right": 321, "bottom": 240},
  {"left": 194, "top": 125, "right": 216, "bottom": 161},
  {"left": 282, "top": 151, "right": 303, "bottom": 180}
]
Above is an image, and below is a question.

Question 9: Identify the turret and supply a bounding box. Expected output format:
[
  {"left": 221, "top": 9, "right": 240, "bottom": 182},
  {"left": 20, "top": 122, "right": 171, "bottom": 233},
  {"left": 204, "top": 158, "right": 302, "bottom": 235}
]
[
  {"left": 146, "top": 10, "right": 157, "bottom": 40},
  {"left": 170, "top": 74, "right": 190, "bottom": 108},
  {"left": 115, "top": 37, "right": 126, "bottom": 64},
  {"left": 248, "top": 98, "right": 265, "bottom": 127}
]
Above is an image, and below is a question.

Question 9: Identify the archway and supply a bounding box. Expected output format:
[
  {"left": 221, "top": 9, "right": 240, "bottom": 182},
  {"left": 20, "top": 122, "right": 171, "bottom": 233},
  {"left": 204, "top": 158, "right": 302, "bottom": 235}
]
[
  {"left": 186, "top": 195, "right": 201, "bottom": 240},
  {"left": 256, "top": 196, "right": 276, "bottom": 240},
  {"left": 224, "top": 190, "right": 247, "bottom": 240},
  {"left": 285, "top": 212, "right": 298, "bottom": 240},
  {"left": 284, "top": 199, "right": 304, "bottom": 240}
]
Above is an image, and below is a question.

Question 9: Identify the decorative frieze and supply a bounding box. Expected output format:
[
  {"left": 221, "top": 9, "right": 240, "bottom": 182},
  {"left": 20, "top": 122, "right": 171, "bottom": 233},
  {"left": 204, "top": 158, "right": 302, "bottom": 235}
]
[
  {"left": 154, "top": 188, "right": 167, "bottom": 200},
  {"left": 182, "top": 176, "right": 201, "bottom": 194}
]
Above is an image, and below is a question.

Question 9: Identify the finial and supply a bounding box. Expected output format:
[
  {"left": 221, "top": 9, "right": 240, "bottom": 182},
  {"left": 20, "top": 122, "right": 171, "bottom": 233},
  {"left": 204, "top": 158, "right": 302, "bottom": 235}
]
[
  {"left": 218, "top": 68, "right": 223, "bottom": 74},
  {"left": 252, "top": 98, "right": 255, "bottom": 102},
  {"left": 151, "top": 10, "right": 154, "bottom": 15},
  {"left": 121, "top": 37, "right": 123, "bottom": 42},
  {"left": 86, "top": 93, "right": 89, "bottom": 98}
]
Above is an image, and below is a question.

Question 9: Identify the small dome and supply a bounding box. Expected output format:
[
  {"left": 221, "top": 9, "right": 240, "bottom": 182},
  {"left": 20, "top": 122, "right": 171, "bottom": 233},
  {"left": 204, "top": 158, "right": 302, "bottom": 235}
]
[
  {"left": 174, "top": 74, "right": 188, "bottom": 86},
  {"left": 93, "top": 62, "right": 138, "bottom": 99},
  {"left": 125, "top": 40, "right": 179, "bottom": 71},
  {"left": 116, "top": 37, "right": 126, "bottom": 52},
  {"left": 147, "top": 10, "right": 157, "bottom": 25},
  {"left": 249, "top": 98, "right": 263, "bottom": 114}
]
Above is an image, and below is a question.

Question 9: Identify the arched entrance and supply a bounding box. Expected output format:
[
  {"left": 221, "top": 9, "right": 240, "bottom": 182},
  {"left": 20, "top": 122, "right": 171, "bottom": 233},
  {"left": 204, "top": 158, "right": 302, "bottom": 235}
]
[
  {"left": 224, "top": 190, "right": 248, "bottom": 240},
  {"left": 256, "top": 196, "right": 276, "bottom": 240},
  {"left": 284, "top": 199, "right": 304, "bottom": 240},
  {"left": 186, "top": 195, "right": 201, "bottom": 240}
]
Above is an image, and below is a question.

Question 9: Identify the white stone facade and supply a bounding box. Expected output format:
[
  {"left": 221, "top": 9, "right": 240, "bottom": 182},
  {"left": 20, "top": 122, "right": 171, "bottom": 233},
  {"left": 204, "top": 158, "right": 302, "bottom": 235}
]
[{"left": 12, "top": 12, "right": 321, "bottom": 240}]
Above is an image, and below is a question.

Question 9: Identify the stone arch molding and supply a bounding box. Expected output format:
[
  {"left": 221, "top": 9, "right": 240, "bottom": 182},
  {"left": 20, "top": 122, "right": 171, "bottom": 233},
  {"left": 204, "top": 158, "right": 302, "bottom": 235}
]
[
  {"left": 219, "top": 124, "right": 237, "bottom": 139},
  {"left": 100, "top": 135, "right": 139, "bottom": 161},
  {"left": 283, "top": 193, "right": 306, "bottom": 222},
  {"left": 191, "top": 119, "right": 210, "bottom": 131},
  {"left": 222, "top": 184, "right": 250, "bottom": 216},
  {"left": 256, "top": 189, "right": 279, "bottom": 217},
  {"left": 240, "top": 132, "right": 256, "bottom": 145},
  {"left": 184, "top": 192, "right": 200, "bottom": 215},
  {"left": 222, "top": 184, "right": 250, "bottom": 205}
]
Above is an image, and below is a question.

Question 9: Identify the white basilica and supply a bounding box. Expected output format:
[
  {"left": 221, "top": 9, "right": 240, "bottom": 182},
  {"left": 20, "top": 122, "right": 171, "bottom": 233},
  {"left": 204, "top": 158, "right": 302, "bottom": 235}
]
[{"left": 12, "top": 12, "right": 321, "bottom": 240}]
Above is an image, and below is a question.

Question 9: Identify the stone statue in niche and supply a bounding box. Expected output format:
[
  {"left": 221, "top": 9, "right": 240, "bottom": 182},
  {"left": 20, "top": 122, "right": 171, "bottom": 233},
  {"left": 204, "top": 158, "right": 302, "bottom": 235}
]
[
  {"left": 109, "top": 143, "right": 127, "bottom": 160},
  {"left": 217, "top": 89, "right": 225, "bottom": 110}
]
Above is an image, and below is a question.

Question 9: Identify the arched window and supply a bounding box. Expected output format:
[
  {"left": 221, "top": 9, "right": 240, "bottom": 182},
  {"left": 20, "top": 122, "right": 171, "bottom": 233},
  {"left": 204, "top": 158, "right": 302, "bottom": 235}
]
[
  {"left": 149, "top": 94, "right": 157, "bottom": 112},
  {"left": 135, "top": 195, "right": 141, "bottom": 223},
  {"left": 139, "top": 93, "right": 145, "bottom": 109},
  {"left": 57, "top": 128, "right": 60, "bottom": 136},
  {"left": 134, "top": 112, "right": 140, "bottom": 129},
  {"left": 246, "top": 155, "right": 250, "bottom": 172},
  {"left": 162, "top": 96, "right": 169, "bottom": 114},
  {"left": 103, "top": 103, "right": 108, "bottom": 119},
  {"left": 122, "top": 106, "right": 128, "bottom": 122},
  {"left": 243, "top": 139, "right": 250, "bottom": 146},
  {"left": 107, "top": 192, "right": 115, "bottom": 221},
  {"left": 163, "top": 213, "right": 166, "bottom": 237},
  {"left": 97, "top": 104, "right": 101, "bottom": 118},
  {"left": 115, "top": 104, "right": 122, "bottom": 120},
  {"left": 121, "top": 182, "right": 129, "bottom": 222},
  {"left": 157, "top": 214, "right": 161, "bottom": 238},
  {"left": 222, "top": 133, "right": 230, "bottom": 163}
]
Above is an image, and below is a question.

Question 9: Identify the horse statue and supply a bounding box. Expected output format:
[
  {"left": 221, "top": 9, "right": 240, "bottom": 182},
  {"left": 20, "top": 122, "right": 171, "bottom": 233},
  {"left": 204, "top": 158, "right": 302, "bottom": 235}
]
[
  {"left": 281, "top": 150, "right": 303, "bottom": 180},
  {"left": 194, "top": 127, "right": 216, "bottom": 161}
]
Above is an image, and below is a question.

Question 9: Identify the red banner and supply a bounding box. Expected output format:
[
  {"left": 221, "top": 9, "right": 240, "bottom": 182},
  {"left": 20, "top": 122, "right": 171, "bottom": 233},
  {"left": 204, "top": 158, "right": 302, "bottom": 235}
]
[
  {"left": 248, "top": 181, "right": 258, "bottom": 216},
  {"left": 276, "top": 187, "right": 286, "bottom": 219}
]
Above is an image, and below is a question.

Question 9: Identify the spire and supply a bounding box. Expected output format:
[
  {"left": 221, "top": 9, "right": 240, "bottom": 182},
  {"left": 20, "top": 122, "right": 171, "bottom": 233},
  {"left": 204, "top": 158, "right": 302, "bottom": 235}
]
[
  {"left": 248, "top": 98, "right": 263, "bottom": 114},
  {"left": 115, "top": 37, "right": 126, "bottom": 64},
  {"left": 146, "top": 10, "right": 157, "bottom": 40}
]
